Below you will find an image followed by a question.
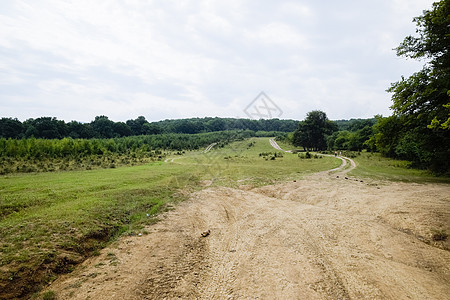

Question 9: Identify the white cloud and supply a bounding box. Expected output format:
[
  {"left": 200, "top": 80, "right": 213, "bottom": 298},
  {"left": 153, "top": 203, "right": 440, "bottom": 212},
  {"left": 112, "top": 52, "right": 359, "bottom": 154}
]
[
  {"left": 279, "top": 2, "right": 313, "bottom": 18},
  {"left": 245, "top": 22, "right": 309, "bottom": 48}
]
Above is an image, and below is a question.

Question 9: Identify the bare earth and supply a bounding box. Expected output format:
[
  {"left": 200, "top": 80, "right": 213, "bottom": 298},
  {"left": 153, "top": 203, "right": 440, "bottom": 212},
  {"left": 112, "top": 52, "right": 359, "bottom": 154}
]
[{"left": 47, "top": 161, "right": 450, "bottom": 299}]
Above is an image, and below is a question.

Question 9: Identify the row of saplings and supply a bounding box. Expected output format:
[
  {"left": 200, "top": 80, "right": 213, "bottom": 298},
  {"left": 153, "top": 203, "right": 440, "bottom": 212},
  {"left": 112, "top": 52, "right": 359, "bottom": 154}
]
[{"left": 0, "top": 150, "right": 166, "bottom": 175}]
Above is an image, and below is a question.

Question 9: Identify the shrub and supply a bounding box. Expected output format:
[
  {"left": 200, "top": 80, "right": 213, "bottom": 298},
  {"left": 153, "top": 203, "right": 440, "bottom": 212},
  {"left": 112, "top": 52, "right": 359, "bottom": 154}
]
[{"left": 42, "top": 290, "right": 56, "bottom": 300}]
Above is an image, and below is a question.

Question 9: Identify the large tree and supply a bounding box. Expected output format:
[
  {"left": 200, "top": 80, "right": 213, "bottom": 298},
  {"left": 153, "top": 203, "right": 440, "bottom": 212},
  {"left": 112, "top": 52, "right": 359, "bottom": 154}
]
[
  {"left": 293, "top": 110, "right": 337, "bottom": 151},
  {"left": 90, "top": 115, "right": 116, "bottom": 138},
  {"left": 23, "top": 117, "right": 67, "bottom": 139},
  {"left": 383, "top": 0, "right": 450, "bottom": 173},
  {"left": 0, "top": 118, "right": 24, "bottom": 138},
  {"left": 126, "top": 116, "right": 149, "bottom": 135}
]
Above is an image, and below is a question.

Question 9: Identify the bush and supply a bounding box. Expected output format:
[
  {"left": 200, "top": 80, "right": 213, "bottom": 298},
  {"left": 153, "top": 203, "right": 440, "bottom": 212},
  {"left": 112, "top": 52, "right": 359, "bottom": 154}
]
[
  {"left": 42, "top": 290, "right": 56, "bottom": 300},
  {"left": 298, "top": 152, "right": 312, "bottom": 159}
]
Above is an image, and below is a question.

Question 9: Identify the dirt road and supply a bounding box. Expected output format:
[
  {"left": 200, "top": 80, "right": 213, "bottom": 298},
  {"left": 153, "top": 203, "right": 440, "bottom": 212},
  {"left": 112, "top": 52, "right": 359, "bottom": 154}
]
[
  {"left": 203, "top": 143, "right": 218, "bottom": 153},
  {"left": 269, "top": 138, "right": 292, "bottom": 153},
  {"left": 47, "top": 162, "right": 450, "bottom": 299}
]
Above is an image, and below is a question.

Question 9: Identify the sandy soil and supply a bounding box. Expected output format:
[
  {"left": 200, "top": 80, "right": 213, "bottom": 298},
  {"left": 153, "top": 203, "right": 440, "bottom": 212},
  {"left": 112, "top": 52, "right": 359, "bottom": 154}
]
[{"left": 46, "top": 161, "right": 450, "bottom": 299}]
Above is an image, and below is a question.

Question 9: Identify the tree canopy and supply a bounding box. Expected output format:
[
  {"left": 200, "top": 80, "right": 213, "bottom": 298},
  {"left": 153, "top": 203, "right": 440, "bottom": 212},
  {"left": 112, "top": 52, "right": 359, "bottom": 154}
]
[
  {"left": 381, "top": 0, "right": 450, "bottom": 173},
  {"left": 292, "top": 110, "right": 337, "bottom": 151},
  {"left": 0, "top": 116, "right": 299, "bottom": 139}
]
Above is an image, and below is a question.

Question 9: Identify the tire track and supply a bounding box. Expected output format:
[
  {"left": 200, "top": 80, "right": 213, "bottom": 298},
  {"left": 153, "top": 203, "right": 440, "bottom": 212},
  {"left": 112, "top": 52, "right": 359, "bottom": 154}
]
[{"left": 203, "top": 143, "right": 217, "bottom": 153}]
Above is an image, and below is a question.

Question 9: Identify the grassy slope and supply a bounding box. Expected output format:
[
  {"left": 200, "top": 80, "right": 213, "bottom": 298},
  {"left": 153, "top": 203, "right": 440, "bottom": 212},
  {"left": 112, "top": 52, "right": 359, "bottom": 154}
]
[
  {"left": 272, "top": 140, "right": 449, "bottom": 184},
  {"left": 348, "top": 152, "right": 450, "bottom": 183},
  {"left": 177, "top": 137, "right": 340, "bottom": 186},
  {"left": 0, "top": 137, "right": 339, "bottom": 298},
  {"left": 0, "top": 163, "right": 196, "bottom": 298}
]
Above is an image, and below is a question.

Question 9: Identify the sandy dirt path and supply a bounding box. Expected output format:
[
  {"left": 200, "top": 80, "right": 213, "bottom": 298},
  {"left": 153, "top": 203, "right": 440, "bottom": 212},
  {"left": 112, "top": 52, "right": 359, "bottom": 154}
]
[{"left": 47, "top": 159, "right": 450, "bottom": 299}]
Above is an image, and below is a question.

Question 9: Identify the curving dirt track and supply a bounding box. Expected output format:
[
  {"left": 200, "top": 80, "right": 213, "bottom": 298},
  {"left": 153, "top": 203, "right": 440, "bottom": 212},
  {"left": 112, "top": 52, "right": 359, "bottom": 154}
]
[{"left": 47, "top": 153, "right": 450, "bottom": 299}]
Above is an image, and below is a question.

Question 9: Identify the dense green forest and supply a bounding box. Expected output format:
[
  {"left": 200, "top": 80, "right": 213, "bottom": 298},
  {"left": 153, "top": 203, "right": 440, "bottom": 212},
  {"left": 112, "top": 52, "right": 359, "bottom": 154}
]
[{"left": 0, "top": 116, "right": 298, "bottom": 139}]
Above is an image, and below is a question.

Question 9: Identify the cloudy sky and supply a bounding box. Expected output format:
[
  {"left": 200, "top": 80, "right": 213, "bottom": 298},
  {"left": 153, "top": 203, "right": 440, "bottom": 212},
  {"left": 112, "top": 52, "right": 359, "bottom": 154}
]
[{"left": 0, "top": 0, "right": 434, "bottom": 122}]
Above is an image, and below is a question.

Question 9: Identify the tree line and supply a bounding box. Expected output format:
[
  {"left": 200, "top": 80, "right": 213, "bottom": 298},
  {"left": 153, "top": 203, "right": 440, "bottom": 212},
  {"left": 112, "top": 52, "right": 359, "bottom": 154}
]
[
  {"left": 0, "top": 116, "right": 298, "bottom": 139},
  {"left": 376, "top": 0, "right": 449, "bottom": 174},
  {"left": 291, "top": 111, "right": 376, "bottom": 152}
]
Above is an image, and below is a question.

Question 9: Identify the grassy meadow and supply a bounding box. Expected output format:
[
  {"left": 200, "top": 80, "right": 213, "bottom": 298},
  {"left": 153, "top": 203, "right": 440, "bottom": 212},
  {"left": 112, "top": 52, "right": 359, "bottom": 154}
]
[
  {"left": 175, "top": 138, "right": 340, "bottom": 186},
  {"left": 0, "top": 137, "right": 447, "bottom": 298},
  {"left": 346, "top": 151, "right": 450, "bottom": 184},
  {"left": 0, "top": 162, "right": 197, "bottom": 298}
]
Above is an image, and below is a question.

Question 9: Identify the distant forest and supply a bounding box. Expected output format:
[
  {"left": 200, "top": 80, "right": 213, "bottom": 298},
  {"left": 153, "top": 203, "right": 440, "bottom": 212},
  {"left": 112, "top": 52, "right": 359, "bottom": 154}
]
[
  {"left": 0, "top": 116, "right": 300, "bottom": 139},
  {"left": 0, "top": 115, "right": 377, "bottom": 140}
]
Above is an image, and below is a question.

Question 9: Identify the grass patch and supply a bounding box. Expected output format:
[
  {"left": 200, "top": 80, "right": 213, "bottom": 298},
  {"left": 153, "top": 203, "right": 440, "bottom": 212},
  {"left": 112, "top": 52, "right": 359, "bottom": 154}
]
[
  {"left": 174, "top": 137, "right": 340, "bottom": 187},
  {"left": 0, "top": 162, "right": 197, "bottom": 299},
  {"left": 41, "top": 290, "right": 56, "bottom": 300},
  {"left": 348, "top": 152, "right": 450, "bottom": 183}
]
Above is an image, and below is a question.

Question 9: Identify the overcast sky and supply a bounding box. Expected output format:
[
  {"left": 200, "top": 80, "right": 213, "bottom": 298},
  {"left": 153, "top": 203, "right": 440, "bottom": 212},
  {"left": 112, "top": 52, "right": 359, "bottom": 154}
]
[{"left": 0, "top": 0, "right": 434, "bottom": 122}]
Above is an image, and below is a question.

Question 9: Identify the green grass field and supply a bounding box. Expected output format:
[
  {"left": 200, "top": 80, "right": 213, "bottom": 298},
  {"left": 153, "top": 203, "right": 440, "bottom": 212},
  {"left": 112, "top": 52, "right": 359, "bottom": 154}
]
[
  {"left": 0, "top": 137, "right": 447, "bottom": 298},
  {"left": 0, "top": 162, "right": 197, "bottom": 297},
  {"left": 175, "top": 138, "right": 340, "bottom": 186},
  {"left": 348, "top": 152, "right": 450, "bottom": 183}
]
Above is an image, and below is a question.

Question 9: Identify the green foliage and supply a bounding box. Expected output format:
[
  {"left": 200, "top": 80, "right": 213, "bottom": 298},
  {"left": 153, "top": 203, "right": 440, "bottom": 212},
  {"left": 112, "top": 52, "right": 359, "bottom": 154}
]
[
  {"left": 22, "top": 117, "right": 67, "bottom": 139},
  {"left": 90, "top": 115, "right": 118, "bottom": 138},
  {"left": 394, "top": 130, "right": 431, "bottom": 164},
  {"left": 42, "top": 290, "right": 56, "bottom": 300},
  {"left": 0, "top": 131, "right": 234, "bottom": 159},
  {"left": 298, "top": 152, "right": 312, "bottom": 159},
  {"left": 327, "top": 119, "right": 376, "bottom": 152},
  {"left": 373, "top": 115, "right": 405, "bottom": 157},
  {"left": 395, "top": 0, "right": 449, "bottom": 69},
  {"left": 383, "top": 0, "right": 450, "bottom": 174},
  {"left": 259, "top": 151, "right": 284, "bottom": 160},
  {"left": 0, "top": 116, "right": 299, "bottom": 139},
  {"left": 126, "top": 116, "right": 150, "bottom": 135},
  {"left": 428, "top": 102, "right": 450, "bottom": 130},
  {"left": 293, "top": 110, "right": 338, "bottom": 151},
  {"left": 334, "top": 118, "right": 376, "bottom": 131},
  {"left": 0, "top": 118, "right": 23, "bottom": 138}
]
